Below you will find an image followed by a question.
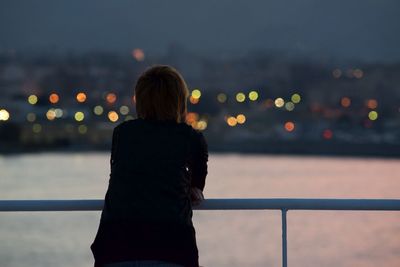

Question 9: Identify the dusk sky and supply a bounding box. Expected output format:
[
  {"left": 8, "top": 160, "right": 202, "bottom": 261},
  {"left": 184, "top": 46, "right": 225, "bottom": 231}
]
[{"left": 1, "top": 0, "right": 399, "bottom": 62}]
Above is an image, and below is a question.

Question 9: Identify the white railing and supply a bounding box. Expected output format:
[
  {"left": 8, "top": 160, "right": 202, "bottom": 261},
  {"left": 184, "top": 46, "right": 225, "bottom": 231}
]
[{"left": 1, "top": 198, "right": 400, "bottom": 267}]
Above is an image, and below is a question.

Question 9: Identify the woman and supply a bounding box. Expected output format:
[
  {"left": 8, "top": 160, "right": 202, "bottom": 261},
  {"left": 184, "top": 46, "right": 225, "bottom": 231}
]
[{"left": 91, "top": 65, "right": 208, "bottom": 267}]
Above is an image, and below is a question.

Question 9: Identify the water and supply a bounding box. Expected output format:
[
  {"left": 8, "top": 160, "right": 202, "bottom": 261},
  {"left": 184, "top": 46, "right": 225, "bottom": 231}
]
[{"left": 0, "top": 153, "right": 399, "bottom": 267}]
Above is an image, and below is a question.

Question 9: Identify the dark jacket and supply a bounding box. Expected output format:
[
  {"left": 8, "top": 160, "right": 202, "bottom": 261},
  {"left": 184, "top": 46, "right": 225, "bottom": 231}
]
[{"left": 91, "top": 118, "right": 208, "bottom": 267}]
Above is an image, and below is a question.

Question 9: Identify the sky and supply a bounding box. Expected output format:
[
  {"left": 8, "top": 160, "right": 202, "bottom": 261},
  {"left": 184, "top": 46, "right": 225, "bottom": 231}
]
[{"left": 1, "top": 0, "right": 400, "bottom": 62}]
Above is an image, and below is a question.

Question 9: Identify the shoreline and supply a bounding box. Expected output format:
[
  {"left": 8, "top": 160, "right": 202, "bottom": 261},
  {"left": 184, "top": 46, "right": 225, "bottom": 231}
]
[{"left": 1, "top": 140, "right": 399, "bottom": 159}]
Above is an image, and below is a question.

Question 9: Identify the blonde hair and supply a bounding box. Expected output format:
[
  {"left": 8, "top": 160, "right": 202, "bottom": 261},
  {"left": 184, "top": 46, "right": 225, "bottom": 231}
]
[{"left": 134, "top": 65, "right": 189, "bottom": 123}]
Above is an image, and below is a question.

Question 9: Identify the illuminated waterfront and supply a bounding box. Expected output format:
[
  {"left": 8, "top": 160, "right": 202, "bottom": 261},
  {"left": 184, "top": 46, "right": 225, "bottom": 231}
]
[{"left": 0, "top": 153, "right": 399, "bottom": 267}]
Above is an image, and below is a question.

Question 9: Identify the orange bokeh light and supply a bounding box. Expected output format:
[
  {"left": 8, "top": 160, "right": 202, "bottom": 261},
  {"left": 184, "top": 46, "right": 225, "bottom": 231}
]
[
  {"left": 226, "top": 116, "right": 237, "bottom": 127},
  {"left": 108, "top": 111, "right": 119, "bottom": 122},
  {"left": 49, "top": 93, "right": 59, "bottom": 104},
  {"left": 284, "top": 121, "right": 295, "bottom": 132},
  {"left": 341, "top": 97, "right": 351, "bottom": 108},
  {"left": 76, "top": 92, "right": 87, "bottom": 103},
  {"left": 106, "top": 93, "right": 117, "bottom": 104},
  {"left": 189, "top": 96, "right": 199, "bottom": 104},
  {"left": 366, "top": 99, "right": 378, "bottom": 109},
  {"left": 186, "top": 112, "right": 199, "bottom": 124}
]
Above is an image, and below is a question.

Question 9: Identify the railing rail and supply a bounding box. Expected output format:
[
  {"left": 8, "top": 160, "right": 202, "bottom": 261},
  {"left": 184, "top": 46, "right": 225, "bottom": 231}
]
[{"left": 1, "top": 198, "right": 400, "bottom": 267}]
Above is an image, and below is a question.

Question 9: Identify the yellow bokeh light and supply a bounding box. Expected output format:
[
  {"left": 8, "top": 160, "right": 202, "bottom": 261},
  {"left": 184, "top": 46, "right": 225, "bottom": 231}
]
[
  {"left": 236, "top": 92, "right": 246, "bottom": 103},
  {"left": 274, "top": 97, "right": 285, "bottom": 108},
  {"left": 78, "top": 125, "right": 88, "bottom": 134},
  {"left": 108, "top": 111, "right": 119, "bottom": 122},
  {"left": 28, "top": 95, "right": 38, "bottom": 105},
  {"left": 120, "top": 105, "right": 130, "bottom": 115},
  {"left": 76, "top": 92, "right": 87, "bottom": 103},
  {"left": 27, "top": 113, "right": 36, "bottom": 122},
  {"left": 46, "top": 109, "right": 56, "bottom": 121},
  {"left": 191, "top": 89, "right": 202, "bottom": 99},
  {"left": 196, "top": 120, "right": 208, "bottom": 131},
  {"left": 49, "top": 93, "right": 60, "bottom": 104},
  {"left": 236, "top": 114, "right": 246, "bottom": 124},
  {"left": 226, "top": 116, "right": 237, "bottom": 126},
  {"left": 0, "top": 109, "right": 10, "bottom": 121},
  {"left": 285, "top": 102, "right": 295, "bottom": 111},
  {"left": 368, "top": 111, "right": 378, "bottom": 121},
  {"left": 248, "top": 91, "right": 259, "bottom": 101},
  {"left": 74, "top": 111, "right": 85, "bottom": 122},
  {"left": 291, "top": 93, "right": 301, "bottom": 103},
  {"left": 94, "top": 105, "right": 104, "bottom": 115},
  {"left": 217, "top": 93, "right": 227, "bottom": 103},
  {"left": 32, "top": 123, "right": 42, "bottom": 133}
]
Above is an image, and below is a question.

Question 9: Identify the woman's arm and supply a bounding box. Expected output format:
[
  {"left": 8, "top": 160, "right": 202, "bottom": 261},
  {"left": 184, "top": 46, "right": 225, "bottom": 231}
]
[{"left": 188, "top": 130, "right": 208, "bottom": 204}]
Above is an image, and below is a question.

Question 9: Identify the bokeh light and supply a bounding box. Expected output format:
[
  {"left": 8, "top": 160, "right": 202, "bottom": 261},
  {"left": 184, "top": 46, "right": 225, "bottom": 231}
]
[
  {"left": 248, "top": 91, "right": 259, "bottom": 101},
  {"left": 236, "top": 114, "right": 246, "bottom": 124},
  {"left": 0, "top": 109, "right": 10, "bottom": 121},
  {"left": 291, "top": 93, "right": 301, "bottom": 103},
  {"left": 28, "top": 95, "right": 38, "bottom": 105},
  {"left": 26, "top": 113, "right": 36, "bottom": 122},
  {"left": 353, "top": 69, "right": 364, "bottom": 79},
  {"left": 341, "top": 97, "right": 351, "bottom": 108},
  {"left": 186, "top": 112, "right": 199, "bottom": 124},
  {"left": 106, "top": 93, "right": 117, "bottom": 104},
  {"left": 368, "top": 111, "right": 378, "bottom": 121},
  {"left": 323, "top": 129, "right": 333, "bottom": 139},
  {"left": 74, "top": 112, "right": 85, "bottom": 122},
  {"left": 46, "top": 109, "right": 56, "bottom": 121},
  {"left": 94, "top": 105, "right": 104, "bottom": 115},
  {"left": 191, "top": 89, "right": 201, "bottom": 99},
  {"left": 32, "top": 123, "right": 42, "bottom": 133},
  {"left": 284, "top": 121, "right": 295, "bottom": 132},
  {"left": 49, "top": 93, "right": 60, "bottom": 104},
  {"left": 195, "top": 120, "right": 208, "bottom": 131},
  {"left": 54, "top": 108, "right": 63, "bottom": 118},
  {"left": 189, "top": 96, "right": 199, "bottom": 104},
  {"left": 366, "top": 99, "right": 378, "bottom": 109},
  {"left": 285, "top": 102, "right": 295, "bottom": 111},
  {"left": 78, "top": 125, "right": 88, "bottom": 134},
  {"left": 76, "top": 92, "right": 87, "bottom": 103},
  {"left": 332, "top": 69, "right": 342, "bottom": 79},
  {"left": 119, "top": 105, "right": 130, "bottom": 115},
  {"left": 132, "top": 48, "right": 145, "bottom": 61},
  {"left": 125, "top": 115, "right": 135, "bottom": 121},
  {"left": 274, "top": 98, "right": 285, "bottom": 108},
  {"left": 217, "top": 93, "right": 227, "bottom": 103},
  {"left": 108, "top": 111, "right": 119, "bottom": 122},
  {"left": 226, "top": 116, "right": 237, "bottom": 126},
  {"left": 236, "top": 92, "right": 246, "bottom": 103}
]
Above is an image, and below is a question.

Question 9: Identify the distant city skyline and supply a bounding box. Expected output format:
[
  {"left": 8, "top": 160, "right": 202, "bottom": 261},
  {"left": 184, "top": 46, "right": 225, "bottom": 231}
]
[{"left": 1, "top": 0, "right": 400, "bottom": 63}]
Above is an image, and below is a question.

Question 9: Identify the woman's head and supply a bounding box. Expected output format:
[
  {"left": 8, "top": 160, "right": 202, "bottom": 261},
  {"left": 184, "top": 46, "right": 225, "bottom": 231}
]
[{"left": 134, "top": 65, "right": 189, "bottom": 123}]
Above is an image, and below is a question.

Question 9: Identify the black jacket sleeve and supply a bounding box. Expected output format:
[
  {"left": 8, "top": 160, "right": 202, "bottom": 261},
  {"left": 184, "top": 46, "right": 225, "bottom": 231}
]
[{"left": 188, "top": 130, "right": 208, "bottom": 191}]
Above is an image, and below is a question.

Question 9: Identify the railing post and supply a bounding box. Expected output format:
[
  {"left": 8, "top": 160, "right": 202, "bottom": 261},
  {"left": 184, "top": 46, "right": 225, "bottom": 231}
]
[{"left": 282, "top": 208, "right": 288, "bottom": 267}]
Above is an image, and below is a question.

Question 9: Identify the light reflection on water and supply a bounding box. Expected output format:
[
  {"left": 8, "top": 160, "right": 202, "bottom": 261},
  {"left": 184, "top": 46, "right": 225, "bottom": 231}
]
[{"left": 0, "top": 153, "right": 399, "bottom": 267}]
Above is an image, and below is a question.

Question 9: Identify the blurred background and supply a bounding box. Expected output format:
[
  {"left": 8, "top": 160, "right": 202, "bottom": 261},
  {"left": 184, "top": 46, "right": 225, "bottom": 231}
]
[{"left": 0, "top": 1, "right": 399, "bottom": 267}]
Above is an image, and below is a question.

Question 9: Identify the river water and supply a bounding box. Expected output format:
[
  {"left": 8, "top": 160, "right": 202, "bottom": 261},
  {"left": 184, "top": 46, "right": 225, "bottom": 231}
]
[{"left": 0, "top": 153, "right": 399, "bottom": 267}]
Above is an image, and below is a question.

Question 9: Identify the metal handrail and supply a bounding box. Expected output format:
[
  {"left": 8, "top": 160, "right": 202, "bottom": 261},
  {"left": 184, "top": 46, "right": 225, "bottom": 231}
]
[{"left": 1, "top": 198, "right": 400, "bottom": 267}]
